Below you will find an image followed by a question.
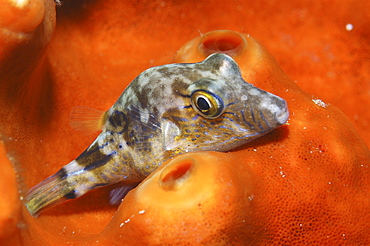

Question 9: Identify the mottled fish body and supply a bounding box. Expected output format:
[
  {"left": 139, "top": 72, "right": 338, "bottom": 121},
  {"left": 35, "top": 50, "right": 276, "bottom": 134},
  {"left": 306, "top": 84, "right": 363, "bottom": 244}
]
[{"left": 26, "top": 53, "right": 289, "bottom": 216}]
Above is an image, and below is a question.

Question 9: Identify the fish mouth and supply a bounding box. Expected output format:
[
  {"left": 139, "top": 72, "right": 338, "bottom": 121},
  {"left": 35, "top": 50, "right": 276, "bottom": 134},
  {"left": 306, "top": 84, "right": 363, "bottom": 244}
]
[
  {"left": 275, "top": 106, "right": 290, "bottom": 125},
  {"left": 262, "top": 97, "right": 289, "bottom": 126}
]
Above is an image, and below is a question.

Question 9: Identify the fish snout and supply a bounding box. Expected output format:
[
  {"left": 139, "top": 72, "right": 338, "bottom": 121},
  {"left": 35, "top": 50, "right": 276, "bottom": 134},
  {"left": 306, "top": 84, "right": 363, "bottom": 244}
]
[
  {"left": 275, "top": 103, "right": 289, "bottom": 125},
  {"left": 264, "top": 96, "right": 289, "bottom": 126}
]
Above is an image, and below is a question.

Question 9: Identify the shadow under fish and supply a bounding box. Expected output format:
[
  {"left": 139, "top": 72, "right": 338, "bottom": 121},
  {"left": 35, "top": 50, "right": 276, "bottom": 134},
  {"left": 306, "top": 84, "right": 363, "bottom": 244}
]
[{"left": 25, "top": 53, "right": 289, "bottom": 216}]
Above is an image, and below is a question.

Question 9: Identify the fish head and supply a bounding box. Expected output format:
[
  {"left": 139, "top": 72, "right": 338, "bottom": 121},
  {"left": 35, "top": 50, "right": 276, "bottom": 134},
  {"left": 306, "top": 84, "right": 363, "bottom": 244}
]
[{"left": 162, "top": 53, "right": 289, "bottom": 152}]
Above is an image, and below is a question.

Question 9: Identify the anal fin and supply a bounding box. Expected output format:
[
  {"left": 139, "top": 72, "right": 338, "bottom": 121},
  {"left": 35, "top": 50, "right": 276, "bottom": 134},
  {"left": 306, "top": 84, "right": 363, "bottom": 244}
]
[{"left": 109, "top": 182, "right": 139, "bottom": 206}]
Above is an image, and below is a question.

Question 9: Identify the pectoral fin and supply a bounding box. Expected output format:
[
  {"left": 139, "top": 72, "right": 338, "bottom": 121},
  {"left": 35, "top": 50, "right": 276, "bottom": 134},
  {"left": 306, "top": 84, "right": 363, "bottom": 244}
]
[{"left": 69, "top": 106, "right": 108, "bottom": 134}]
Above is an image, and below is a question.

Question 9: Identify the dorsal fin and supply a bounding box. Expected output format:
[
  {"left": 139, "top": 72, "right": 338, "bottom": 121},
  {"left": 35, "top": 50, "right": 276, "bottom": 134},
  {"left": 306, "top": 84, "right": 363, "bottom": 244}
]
[{"left": 69, "top": 106, "right": 108, "bottom": 134}]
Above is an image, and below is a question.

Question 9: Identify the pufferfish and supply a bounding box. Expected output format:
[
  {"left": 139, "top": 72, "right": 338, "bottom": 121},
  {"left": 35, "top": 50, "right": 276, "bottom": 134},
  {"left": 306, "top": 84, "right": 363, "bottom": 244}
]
[{"left": 26, "top": 53, "right": 289, "bottom": 216}]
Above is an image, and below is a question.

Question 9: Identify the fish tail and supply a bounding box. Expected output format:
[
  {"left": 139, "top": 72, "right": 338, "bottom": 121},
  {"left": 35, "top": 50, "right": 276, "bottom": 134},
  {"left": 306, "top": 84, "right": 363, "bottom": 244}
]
[{"left": 25, "top": 169, "right": 76, "bottom": 217}]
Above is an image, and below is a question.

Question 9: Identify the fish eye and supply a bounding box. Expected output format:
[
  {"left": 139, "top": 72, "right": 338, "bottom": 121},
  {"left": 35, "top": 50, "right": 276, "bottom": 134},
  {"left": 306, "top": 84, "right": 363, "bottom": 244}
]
[{"left": 190, "top": 90, "right": 224, "bottom": 118}]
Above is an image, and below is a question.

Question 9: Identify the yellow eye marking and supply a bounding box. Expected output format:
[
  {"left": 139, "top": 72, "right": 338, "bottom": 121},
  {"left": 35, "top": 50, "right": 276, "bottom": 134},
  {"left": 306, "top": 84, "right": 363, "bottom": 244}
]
[{"left": 190, "top": 90, "right": 224, "bottom": 119}]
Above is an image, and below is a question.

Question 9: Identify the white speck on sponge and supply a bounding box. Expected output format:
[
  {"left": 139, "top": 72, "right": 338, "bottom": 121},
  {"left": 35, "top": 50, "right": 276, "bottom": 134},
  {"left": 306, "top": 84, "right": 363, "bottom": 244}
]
[
  {"left": 345, "top": 23, "right": 353, "bottom": 31},
  {"left": 312, "top": 98, "right": 328, "bottom": 108}
]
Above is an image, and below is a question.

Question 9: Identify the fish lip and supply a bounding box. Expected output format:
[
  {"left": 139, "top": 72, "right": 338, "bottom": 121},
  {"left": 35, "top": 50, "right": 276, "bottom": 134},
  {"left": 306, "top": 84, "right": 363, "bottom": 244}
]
[{"left": 275, "top": 106, "right": 290, "bottom": 125}]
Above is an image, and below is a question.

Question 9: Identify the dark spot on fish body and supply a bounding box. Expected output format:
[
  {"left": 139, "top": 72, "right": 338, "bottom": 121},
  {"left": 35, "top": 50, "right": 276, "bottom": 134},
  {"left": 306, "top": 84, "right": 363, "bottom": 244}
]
[
  {"left": 83, "top": 154, "right": 113, "bottom": 171},
  {"left": 138, "top": 87, "right": 150, "bottom": 109},
  {"left": 156, "top": 67, "right": 177, "bottom": 78},
  {"left": 151, "top": 106, "right": 159, "bottom": 116},
  {"left": 120, "top": 153, "right": 129, "bottom": 161},
  {"left": 182, "top": 70, "right": 204, "bottom": 83},
  {"left": 107, "top": 110, "right": 128, "bottom": 131},
  {"left": 64, "top": 190, "right": 77, "bottom": 200},
  {"left": 74, "top": 142, "right": 114, "bottom": 171},
  {"left": 170, "top": 77, "right": 189, "bottom": 95},
  {"left": 99, "top": 172, "right": 111, "bottom": 182},
  {"left": 55, "top": 167, "right": 66, "bottom": 178}
]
